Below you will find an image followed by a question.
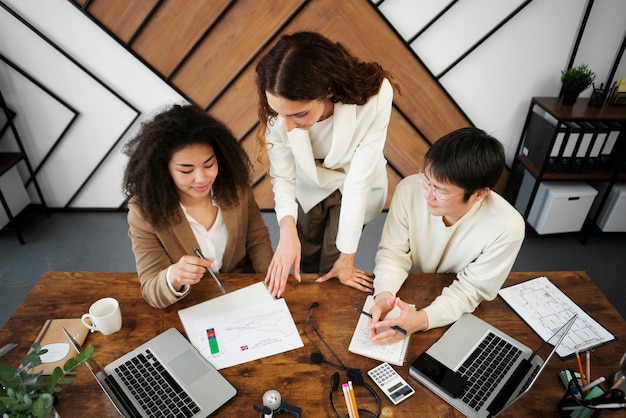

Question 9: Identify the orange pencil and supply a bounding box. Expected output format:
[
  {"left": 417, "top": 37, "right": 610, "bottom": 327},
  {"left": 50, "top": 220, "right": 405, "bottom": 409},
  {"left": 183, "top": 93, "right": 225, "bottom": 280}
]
[
  {"left": 576, "top": 351, "right": 587, "bottom": 387},
  {"left": 348, "top": 381, "right": 360, "bottom": 418},
  {"left": 342, "top": 383, "right": 356, "bottom": 418}
]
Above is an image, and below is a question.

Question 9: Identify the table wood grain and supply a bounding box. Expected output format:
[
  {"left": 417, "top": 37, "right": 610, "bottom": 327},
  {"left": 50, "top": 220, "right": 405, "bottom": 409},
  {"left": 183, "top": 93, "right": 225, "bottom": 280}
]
[{"left": 1, "top": 271, "right": 624, "bottom": 417}]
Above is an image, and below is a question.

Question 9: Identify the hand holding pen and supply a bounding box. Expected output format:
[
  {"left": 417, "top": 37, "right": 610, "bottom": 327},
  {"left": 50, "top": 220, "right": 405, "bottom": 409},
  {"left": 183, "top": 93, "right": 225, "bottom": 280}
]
[
  {"left": 354, "top": 307, "right": 407, "bottom": 335},
  {"left": 169, "top": 253, "right": 212, "bottom": 291},
  {"left": 193, "top": 246, "right": 226, "bottom": 294},
  {"left": 364, "top": 295, "right": 422, "bottom": 345}
]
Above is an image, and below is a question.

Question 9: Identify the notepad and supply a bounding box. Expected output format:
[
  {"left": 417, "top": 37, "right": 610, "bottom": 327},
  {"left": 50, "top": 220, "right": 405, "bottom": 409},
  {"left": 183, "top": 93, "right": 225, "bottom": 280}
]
[
  {"left": 348, "top": 296, "right": 411, "bottom": 366},
  {"left": 29, "top": 318, "right": 89, "bottom": 375}
]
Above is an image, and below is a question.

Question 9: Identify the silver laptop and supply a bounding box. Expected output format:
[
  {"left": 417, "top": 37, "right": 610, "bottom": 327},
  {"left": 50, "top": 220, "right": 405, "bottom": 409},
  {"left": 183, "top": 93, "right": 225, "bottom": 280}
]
[
  {"left": 409, "top": 313, "right": 577, "bottom": 418},
  {"left": 63, "top": 327, "right": 236, "bottom": 417}
]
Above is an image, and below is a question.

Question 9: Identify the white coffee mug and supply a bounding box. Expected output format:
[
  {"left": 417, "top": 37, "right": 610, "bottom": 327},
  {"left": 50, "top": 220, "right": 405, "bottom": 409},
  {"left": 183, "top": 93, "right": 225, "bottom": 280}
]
[{"left": 81, "top": 297, "right": 122, "bottom": 335}]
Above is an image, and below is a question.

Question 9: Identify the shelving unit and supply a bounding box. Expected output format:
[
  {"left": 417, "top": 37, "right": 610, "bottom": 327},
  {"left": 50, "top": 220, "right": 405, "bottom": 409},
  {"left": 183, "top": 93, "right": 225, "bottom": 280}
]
[
  {"left": 505, "top": 97, "right": 626, "bottom": 241},
  {"left": 0, "top": 90, "right": 48, "bottom": 244}
]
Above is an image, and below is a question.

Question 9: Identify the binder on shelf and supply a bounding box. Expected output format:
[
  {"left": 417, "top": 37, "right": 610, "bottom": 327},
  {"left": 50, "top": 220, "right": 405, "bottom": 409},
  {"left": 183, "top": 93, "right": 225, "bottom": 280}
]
[
  {"left": 549, "top": 124, "right": 570, "bottom": 173},
  {"left": 521, "top": 107, "right": 568, "bottom": 172},
  {"left": 556, "top": 122, "right": 581, "bottom": 173},
  {"left": 583, "top": 122, "right": 609, "bottom": 172},
  {"left": 610, "top": 125, "right": 626, "bottom": 172},
  {"left": 569, "top": 121, "right": 595, "bottom": 173},
  {"left": 598, "top": 122, "right": 621, "bottom": 170}
]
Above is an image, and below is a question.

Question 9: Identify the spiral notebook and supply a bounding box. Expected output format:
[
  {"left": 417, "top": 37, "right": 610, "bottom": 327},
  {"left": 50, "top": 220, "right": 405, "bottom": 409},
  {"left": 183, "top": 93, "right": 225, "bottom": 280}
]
[{"left": 348, "top": 296, "right": 411, "bottom": 366}]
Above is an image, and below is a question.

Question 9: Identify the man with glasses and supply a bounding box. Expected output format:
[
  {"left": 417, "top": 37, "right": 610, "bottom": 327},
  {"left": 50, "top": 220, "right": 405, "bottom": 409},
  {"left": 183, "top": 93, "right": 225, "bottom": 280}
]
[{"left": 367, "top": 127, "right": 525, "bottom": 343}]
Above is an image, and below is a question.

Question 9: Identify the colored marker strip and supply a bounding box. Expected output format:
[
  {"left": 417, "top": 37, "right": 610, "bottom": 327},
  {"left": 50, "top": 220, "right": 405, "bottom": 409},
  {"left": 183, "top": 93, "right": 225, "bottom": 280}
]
[{"left": 206, "top": 328, "right": 220, "bottom": 354}]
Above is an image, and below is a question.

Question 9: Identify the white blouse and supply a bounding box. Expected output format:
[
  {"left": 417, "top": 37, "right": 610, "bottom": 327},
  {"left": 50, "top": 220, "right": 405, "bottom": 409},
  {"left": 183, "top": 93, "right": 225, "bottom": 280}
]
[
  {"left": 308, "top": 115, "right": 333, "bottom": 160},
  {"left": 181, "top": 202, "right": 227, "bottom": 272}
]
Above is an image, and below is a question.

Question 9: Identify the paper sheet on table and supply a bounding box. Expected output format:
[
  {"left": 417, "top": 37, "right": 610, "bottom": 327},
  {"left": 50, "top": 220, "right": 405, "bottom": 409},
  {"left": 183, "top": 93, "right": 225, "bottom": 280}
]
[
  {"left": 498, "top": 276, "right": 615, "bottom": 359},
  {"left": 178, "top": 281, "right": 274, "bottom": 338},
  {"left": 189, "top": 297, "right": 303, "bottom": 369}
]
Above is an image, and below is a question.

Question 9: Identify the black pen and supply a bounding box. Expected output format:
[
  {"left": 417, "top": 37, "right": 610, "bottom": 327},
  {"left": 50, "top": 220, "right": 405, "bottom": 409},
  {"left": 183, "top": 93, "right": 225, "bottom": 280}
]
[
  {"left": 192, "top": 246, "right": 226, "bottom": 294},
  {"left": 353, "top": 307, "right": 407, "bottom": 335}
]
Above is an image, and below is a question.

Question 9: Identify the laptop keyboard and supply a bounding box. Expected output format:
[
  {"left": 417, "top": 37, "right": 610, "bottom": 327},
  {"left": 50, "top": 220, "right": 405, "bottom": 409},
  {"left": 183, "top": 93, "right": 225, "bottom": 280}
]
[
  {"left": 115, "top": 349, "right": 201, "bottom": 418},
  {"left": 457, "top": 332, "right": 522, "bottom": 411}
]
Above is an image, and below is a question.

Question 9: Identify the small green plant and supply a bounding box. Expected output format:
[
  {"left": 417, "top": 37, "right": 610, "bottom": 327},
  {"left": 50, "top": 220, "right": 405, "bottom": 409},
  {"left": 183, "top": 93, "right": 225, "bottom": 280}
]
[
  {"left": 0, "top": 342, "right": 93, "bottom": 418},
  {"left": 561, "top": 63, "right": 596, "bottom": 95}
]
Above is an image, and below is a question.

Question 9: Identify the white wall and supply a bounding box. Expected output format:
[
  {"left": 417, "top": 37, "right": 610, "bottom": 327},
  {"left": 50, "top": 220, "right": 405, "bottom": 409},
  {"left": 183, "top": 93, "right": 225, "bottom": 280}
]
[
  {"left": 377, "top": 0, "right": 626, "bottom": 164},
  {"left": 0, "top": 0, "right": 185, "bottom": 210},
  {"left": 0, "top": 0, "right": 624, "bottom": 211}
]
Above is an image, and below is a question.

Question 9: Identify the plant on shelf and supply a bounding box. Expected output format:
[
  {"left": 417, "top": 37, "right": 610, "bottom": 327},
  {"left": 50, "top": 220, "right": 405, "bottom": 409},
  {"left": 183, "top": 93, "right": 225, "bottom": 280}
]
[
  {"left": 0, "top": 342, "right": 93, "bottom": 418},
  {"left": 560, "top": 63, "right": 596, "bottom": 105}
]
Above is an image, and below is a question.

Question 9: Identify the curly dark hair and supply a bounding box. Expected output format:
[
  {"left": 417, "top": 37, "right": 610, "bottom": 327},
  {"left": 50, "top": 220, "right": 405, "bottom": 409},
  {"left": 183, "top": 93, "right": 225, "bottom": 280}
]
[
  {"left": 255, "top": 31, "right": 397, "bottom": 162},
  {"left": 123, "top": 104, "right": 252, "bottom": 228}
]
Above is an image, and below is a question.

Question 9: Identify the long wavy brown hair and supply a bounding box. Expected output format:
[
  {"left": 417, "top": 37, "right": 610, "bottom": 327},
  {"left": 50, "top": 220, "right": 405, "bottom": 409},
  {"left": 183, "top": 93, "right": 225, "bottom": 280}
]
[
  {"left": 122, "top": 104, "right": 252, "bottom": 228},
  {"left": 255, "top": 31, "right": 398, "bottom": 164}
]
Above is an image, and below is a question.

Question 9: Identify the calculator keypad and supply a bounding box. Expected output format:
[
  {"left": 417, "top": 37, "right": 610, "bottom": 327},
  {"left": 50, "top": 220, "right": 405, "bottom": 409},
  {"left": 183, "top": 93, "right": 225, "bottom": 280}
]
[{"left": 368, "top": 362, "right": 415, "bottom": 405}]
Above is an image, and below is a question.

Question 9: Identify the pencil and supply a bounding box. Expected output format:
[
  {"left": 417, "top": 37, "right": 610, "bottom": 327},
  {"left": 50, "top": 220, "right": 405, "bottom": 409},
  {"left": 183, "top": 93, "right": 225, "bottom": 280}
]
[
  {"left": 585, "top": 350, "right": 590, "bottom": 383},
  {"left": 348, "top": 381, "right": 360, "bottom": 418},
  {"left": 576, "top": 351, "right": 587, "bottom": 387},
  {"left": 610, "top": 375, "right": 625, "bottom": 390},
  {"left": 342, "top": 383, "right": 356, "bottom": 418}
]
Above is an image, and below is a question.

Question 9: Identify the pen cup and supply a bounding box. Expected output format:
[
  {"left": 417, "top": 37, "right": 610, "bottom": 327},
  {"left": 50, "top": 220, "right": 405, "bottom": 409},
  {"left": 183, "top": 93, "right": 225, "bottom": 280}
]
[{"left": 81, "top": 297, "right": 122, "bottom": 335}]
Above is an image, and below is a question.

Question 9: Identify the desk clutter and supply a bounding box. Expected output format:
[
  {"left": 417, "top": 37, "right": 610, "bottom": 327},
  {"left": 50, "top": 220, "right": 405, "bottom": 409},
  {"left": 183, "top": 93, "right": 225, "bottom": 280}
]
[
  {"left": 557, "top": 351, "right": 626, "bottom": 416},
  {"left": 2, "top": 271, "right": 626, "bottom": 416}
]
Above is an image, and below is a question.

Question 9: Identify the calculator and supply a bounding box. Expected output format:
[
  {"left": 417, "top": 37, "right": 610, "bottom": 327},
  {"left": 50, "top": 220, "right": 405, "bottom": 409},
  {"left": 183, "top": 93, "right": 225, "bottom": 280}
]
[{"left": 367, "top": 362, "right": 415, "bottom": 405}]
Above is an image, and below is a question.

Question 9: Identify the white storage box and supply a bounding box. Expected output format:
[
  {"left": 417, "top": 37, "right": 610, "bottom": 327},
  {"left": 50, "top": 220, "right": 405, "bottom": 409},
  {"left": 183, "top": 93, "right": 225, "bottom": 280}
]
[
  {"left": 527, "top": 182, "right": 597, "bottom": 234},
  {"left": 595, "top": 183, "right": 626, "bottom": 232}
]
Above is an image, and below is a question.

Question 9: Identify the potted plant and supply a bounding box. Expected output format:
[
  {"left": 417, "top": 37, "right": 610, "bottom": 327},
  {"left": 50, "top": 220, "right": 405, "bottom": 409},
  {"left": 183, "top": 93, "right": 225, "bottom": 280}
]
[
  {"left": 0, "top": 342, "right": 93, "bottom": 418},
  {"left": 560, "top": 64, "right": 596, "bottom": 105}
]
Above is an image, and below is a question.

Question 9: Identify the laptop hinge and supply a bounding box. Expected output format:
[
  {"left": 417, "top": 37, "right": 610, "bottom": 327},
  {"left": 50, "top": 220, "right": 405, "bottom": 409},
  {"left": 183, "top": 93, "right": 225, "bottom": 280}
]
[
  {"left": 486, "top": 358, "right": 532, "bottom": 416},
  {"left": 104, "top": 375, "right": 143, "bottom": 418}
]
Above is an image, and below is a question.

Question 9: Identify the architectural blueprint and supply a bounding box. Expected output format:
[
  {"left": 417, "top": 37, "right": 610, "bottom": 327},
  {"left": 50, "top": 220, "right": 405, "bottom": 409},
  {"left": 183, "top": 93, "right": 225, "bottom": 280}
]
[{"left": 498, "top": 276, "right": 615, "bottom": 358}]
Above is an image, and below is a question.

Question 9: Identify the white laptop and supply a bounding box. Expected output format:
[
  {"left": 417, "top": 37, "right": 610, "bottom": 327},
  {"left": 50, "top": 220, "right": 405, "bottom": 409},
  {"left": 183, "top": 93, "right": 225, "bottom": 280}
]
[
  {"left": 64, "top": 327, "right": 236, "bottom": 417},
  {"left": 409, "top": 313, "right": 577, "bottom": 418}
]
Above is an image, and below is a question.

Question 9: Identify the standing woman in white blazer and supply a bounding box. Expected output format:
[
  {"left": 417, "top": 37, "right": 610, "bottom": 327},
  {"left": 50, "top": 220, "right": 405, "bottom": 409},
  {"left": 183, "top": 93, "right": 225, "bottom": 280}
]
[{"left": 255, "top": 31, "right": 398, "bottom": 297}]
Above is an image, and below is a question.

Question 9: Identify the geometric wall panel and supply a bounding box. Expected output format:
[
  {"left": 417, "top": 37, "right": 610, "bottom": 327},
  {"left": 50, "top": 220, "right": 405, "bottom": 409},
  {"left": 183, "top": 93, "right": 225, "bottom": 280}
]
[
  {"left": 0, "top": 58, "right": 76, "bottom": 170},
  {"left": 0, "top": 2, "right": 139, "bottom": 208},
  {"left": 65, "top": 0, "right": 473, "bottom": 210},
  {"left": 2, "top": 0, "right": 625, "bottom": 213}
]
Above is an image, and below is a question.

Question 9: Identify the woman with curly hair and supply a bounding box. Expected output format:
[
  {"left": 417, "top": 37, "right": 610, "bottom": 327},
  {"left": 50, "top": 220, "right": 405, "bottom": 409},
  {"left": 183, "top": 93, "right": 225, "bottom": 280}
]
[
  {"left": 256, "top": 31, "right": 398, "bottom": 298},
  {"left": 123, "top": 104, "right": 273, "bottom": 308}
]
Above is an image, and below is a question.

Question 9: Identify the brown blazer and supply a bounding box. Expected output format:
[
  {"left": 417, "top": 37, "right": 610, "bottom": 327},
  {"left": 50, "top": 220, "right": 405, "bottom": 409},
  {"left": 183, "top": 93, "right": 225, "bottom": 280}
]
[{"left": 127, "top": 187, "right": 273, "bottom": 308}]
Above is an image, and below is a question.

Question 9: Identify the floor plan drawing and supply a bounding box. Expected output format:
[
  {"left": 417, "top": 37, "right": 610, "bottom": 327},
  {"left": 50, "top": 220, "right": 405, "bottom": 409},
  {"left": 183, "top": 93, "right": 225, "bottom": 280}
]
[{"left": 499, "top": 276, "right": 615, "bottom": 358}]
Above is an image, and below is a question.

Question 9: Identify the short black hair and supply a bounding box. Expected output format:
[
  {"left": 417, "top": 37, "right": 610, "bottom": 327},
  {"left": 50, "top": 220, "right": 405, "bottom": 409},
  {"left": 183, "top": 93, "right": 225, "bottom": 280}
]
[{"left": 424, "top": 127, "right": 504, "bottom": 200}]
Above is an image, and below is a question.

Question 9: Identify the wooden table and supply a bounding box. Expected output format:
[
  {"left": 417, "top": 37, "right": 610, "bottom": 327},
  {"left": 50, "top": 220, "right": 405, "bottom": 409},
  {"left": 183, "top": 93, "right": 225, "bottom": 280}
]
[{"left": 1, "top": 271, "right": 625, "bottom": 417}]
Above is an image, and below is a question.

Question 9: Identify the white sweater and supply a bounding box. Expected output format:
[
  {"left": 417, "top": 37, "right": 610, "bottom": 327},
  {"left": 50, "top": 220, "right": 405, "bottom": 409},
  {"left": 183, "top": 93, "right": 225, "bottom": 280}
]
[{"left": 373, "top": 174, "right": 525, "bottom": 329}]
